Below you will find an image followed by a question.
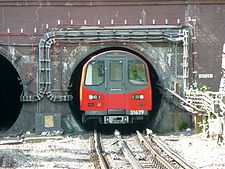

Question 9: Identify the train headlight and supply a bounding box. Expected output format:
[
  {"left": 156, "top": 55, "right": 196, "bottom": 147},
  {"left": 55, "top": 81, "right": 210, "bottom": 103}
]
[
  {"left": 139, "top": 95, "right": 144, "bottom": 99},
  {"left": 132, "top": 94, "right": 144, "bottom": 100},
  {"left": 89, "top": 94, "right": 100, "bottom": 100},
  {"left": 89, "top": 95, "right": 94, "bottom": 100}
]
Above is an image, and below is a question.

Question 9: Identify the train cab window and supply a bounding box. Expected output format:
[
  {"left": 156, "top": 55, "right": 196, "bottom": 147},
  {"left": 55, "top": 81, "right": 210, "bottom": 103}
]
[
  {"left": 109, "top": 60, "right": 123, "bottom": 81},
  {"left": 85, "top": 61, "right": 104, "bottom": 85},
  {"left": 128, "top": 61, "right": 148, "bottom": 85}
]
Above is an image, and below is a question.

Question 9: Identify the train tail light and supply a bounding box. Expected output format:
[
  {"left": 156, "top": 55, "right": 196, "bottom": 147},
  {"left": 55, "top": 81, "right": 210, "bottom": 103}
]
[
  {"left": 132, "top": 94, "right": 144, "bottom": 100},
  {"left": 88, "top": 103, "right": 94, "bottom": 107},
  {"left": 89, "top": 94, "right": 101, "bottom": 100}
]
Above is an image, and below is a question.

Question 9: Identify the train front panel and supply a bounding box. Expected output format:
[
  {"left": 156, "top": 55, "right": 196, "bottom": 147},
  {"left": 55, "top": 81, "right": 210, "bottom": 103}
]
[{"left": 79, "top": 50, "right": 152, "bottom": 124}]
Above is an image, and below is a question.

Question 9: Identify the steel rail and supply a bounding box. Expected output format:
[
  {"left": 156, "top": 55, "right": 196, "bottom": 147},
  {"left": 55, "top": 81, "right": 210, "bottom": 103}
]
[
  {"left": 136, "top": 131, "right": 174, "bottom": 169},
  {"left": 118, "top": 137, "right": 144, "bottom": 169},
  {"left": 136, "top": 130, "right": 196, "bottom": 169},
  {"left": 151, "top": 133, "right": 197, "bottom": 169},
  {"left": 93, "top": 130, "right": 109, "bottom": 169}
]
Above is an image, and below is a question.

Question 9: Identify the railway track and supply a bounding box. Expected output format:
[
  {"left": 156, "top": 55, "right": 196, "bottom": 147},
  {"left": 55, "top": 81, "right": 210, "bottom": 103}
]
[
  {"left": 136, "top": 130, "right": 196, "bottom": 169},
  {"left": 91, "top": 129, "right": 196, "bottom": 169},
  {"left": 1, "top": 130, "right": 195, "bottom": 168},
  {"left": 90, "top": 130, "right": 109, "bottom": 169}
]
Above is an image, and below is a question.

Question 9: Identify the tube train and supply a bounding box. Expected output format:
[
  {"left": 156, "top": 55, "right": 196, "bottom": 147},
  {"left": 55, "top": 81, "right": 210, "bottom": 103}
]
[{"left": 79, "top": 50, "right": 152, "bottom": 124}]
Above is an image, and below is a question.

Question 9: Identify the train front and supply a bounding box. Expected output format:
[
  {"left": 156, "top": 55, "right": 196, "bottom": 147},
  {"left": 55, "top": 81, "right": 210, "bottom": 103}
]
[{"left": 80, "top": 50, "right": 152, "bottom": 124}]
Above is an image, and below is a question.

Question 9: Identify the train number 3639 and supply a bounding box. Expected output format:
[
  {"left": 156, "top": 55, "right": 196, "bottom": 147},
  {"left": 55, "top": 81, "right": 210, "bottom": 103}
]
[{"left": 130, "top": 110, "right": 145, "bottom": 115}]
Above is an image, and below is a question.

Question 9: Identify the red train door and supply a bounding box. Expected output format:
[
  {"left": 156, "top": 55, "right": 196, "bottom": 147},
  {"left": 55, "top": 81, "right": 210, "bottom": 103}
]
[{"left": 106, "top": 59, "right": 126, "bottom": 110}]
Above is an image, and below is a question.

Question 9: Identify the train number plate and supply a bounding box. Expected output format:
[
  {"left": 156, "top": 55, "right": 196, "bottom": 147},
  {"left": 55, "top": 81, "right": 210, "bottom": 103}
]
[
  {"left": 130, "top": 110, "right": 145, "bottom": 115},
  {"left": 104, "top": 116, "right": 129, "bottom": 124}
]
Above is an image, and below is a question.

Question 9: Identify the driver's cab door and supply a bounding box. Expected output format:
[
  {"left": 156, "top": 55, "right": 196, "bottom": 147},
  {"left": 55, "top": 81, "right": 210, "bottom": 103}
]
[{"left": 105, "top": 58, "right": 126, "bottom": 109}]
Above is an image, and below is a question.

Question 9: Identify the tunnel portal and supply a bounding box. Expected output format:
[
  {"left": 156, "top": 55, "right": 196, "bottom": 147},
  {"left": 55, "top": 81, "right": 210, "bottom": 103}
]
[
  {"left": 2, "top": 26, "right": 187, "bottom": 133},
  {"left": 0, "top": 55, "right": 23, "bottom": 130},
  {"left": 69, "top": 47, "right": 162, "bottom": 130}
]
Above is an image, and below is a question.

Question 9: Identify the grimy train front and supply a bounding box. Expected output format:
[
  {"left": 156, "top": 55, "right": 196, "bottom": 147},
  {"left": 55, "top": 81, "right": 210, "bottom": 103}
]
[
  {"left": 3, "top": 1, "right": 225, "bottom": 133},
  {"left": 80, "top": 50, "right": 152, "bottom": 124}
]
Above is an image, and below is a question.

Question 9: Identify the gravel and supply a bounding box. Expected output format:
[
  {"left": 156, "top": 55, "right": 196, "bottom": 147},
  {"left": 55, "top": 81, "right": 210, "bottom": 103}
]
[
  {"left": 1, "top": 131, "right": 225, "bottom": 169},
  {"left": 159, "top": 132, "right": 225, "bottom": 169},
  {"left": 0, "top": 134, "right": 94, "bottom": 169}
]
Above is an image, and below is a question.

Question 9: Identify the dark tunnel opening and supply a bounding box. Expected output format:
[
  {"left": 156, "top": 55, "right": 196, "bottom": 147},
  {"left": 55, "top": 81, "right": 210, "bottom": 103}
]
[
  {"left": 0, "top": 55, "right": 23, "bottom": 130},
  {"left": 69, "top": 47, "right": 162, "bottom": 131}
]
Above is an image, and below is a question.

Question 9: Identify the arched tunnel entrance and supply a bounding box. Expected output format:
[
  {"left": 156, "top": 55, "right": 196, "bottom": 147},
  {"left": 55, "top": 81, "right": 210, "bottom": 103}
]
[
  {"left": 0, "top": 55, "right": 23, "bottom": 131},
  {"left": 69, "top": 47, "right": 162, "bottom": 131},
  {"left": 70, "top": 47, "right": 161, "bottom": 129}
]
